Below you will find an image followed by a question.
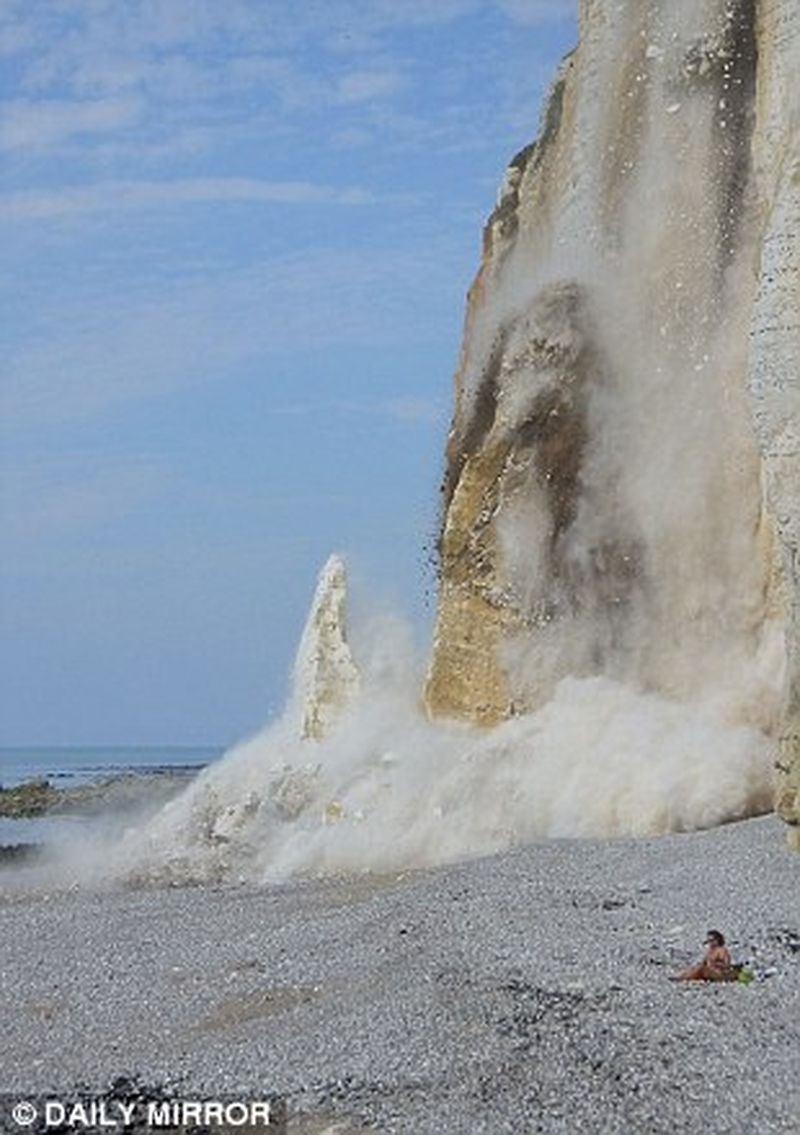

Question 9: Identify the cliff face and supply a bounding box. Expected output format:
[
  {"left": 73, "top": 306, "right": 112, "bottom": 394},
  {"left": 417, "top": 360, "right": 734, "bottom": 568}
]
[
  {"left": 425, "top": 0, "right": 799, "bottom": 840},
  {"left": 749, "top": 0, "right": 800, "bottom": 843}
]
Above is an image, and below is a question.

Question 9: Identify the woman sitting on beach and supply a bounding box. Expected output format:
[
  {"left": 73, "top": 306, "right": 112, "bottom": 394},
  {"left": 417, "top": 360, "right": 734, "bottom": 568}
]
[{"left": 672, "top": 930, "right": 737, "bottom": 982}]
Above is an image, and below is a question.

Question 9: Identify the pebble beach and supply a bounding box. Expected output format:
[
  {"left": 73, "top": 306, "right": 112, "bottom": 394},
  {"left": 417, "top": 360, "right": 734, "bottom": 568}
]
[{"left": 1, "top": 814, "right": 798, "bottom": 1133}]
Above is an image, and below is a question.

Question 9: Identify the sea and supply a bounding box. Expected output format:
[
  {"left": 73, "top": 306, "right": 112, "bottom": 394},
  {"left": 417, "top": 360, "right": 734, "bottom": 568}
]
[{"left": 0, "top": 746, "right": 220, "bottom": 849}]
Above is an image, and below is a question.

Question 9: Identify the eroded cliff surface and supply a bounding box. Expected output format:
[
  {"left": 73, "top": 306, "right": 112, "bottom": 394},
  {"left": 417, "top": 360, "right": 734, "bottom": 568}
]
[
  {"left": 425, "top": 0, "right": 799, "bottom": 839},
  {"left": 749, "top": 0, "right": 800, "bottom": 843}
]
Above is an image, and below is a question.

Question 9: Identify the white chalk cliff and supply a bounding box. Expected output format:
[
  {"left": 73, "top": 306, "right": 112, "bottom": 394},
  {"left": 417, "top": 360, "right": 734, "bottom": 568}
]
[
  {"left": 121, "top": 0, "right": 798, "bottom": 887},
  {"left": 424, "top": 0, "right": 800, "bottom": 844}
]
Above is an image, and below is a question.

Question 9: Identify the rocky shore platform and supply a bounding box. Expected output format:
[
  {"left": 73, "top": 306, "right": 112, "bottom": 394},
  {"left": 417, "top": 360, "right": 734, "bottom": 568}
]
[
  {"left": 1, "top": 814, "right": 797, "bottom": 1133},
  {"left": 0, "top": 771, "right": 201, "bottom": 867},
  {"left": 0, "top": 769, "right": 200, "bottom": 820}
]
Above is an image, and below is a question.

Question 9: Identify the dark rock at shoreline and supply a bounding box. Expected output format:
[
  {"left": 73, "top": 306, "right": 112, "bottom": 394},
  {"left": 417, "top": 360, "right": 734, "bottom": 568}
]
[
  {"left": 0, "top": 842, "right": 45, "bottom": 866},
  {"left": 0, "top": 778, "right": 58, "bottom": 818},
  {"left": 0, "top": 769, "right": 200, "bottom": 820}
]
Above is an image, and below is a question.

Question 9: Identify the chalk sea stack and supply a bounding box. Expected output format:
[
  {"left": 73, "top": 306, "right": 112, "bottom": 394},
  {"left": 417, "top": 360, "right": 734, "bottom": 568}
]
[
  {"left": 424, "top": 0, "right": 799, "bottom": 845},
  {"left": 293, "top": 554, "right": 361, "bottom": 741}
]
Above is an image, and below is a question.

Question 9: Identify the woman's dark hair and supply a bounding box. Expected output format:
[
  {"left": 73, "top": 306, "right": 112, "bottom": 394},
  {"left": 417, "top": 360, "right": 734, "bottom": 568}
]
[{"left": 706, "top": 929, "right": 725, "bottom": 946}]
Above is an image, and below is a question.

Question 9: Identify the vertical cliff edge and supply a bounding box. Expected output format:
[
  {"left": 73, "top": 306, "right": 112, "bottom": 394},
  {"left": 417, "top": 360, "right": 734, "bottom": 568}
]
[{"left": 424, "top": 0, "right": 799, "bottom": 845}]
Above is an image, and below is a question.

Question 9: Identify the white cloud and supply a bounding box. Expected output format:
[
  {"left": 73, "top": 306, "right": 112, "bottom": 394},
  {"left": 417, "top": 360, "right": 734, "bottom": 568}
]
[
  {"left": 1, "top": 242, "right": 461, "bottom": 431},
  {"left": 356, "top": 0, "right": 478, "bottom": 30},
  {"left": 492, "top": 0, "right": 573, "bottom": 24},
  {"left": 0, "top": 1, "right": 575, "bottom": 172},
  {"left": 269, "top": 397, "right": 446, "bottom": 424},
  {"left": 382, "top": 397, "right": 446, "bottom": 424},
  {"left": 0, "top": 177, "right": 381, "bottom": 222},
  {"left": 335, "top": 69, "right": 404, "bottom": 104},
  {"left": 0, "top": 97, "right": 142, "bottom": 150},
  {"left": 0, "top": 454, "right": 169, "bottom": 547},
  {"left": 329, "top": 125, "right": 374, "bottom": 149},
  {"left": 0, "top": 21, "right": 35, "bottom": 57}
]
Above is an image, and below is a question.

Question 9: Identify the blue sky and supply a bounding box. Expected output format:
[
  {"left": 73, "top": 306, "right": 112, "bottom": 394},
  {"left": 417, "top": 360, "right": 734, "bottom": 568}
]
[{"left": 0, "top": 0, "right": 577, "bottom": 747}]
